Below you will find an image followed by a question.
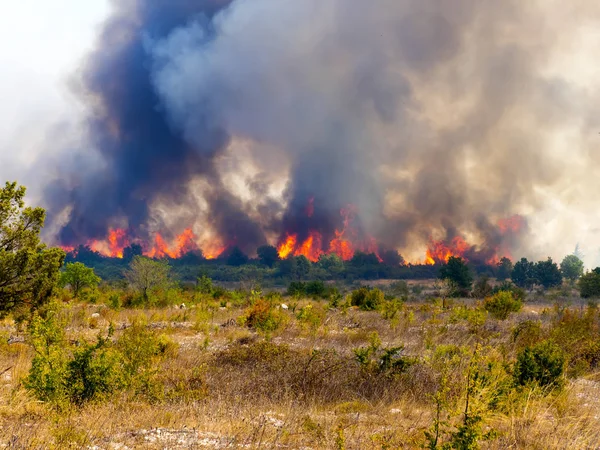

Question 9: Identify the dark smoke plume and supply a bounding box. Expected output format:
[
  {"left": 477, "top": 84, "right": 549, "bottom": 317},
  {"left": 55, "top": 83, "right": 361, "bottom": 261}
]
[{"left": 45, "top": 0, "right": 600, "bottom": 260}]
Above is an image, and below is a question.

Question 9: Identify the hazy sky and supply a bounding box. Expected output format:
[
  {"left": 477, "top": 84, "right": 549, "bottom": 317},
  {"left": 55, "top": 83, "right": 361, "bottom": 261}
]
[{"left": 0, "top": 1, "right": 109, "bottom": 171}]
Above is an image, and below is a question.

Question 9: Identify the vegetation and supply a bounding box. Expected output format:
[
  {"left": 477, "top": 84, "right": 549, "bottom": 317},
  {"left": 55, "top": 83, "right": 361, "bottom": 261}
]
[
  {"left": 4, "top": 181, "right": 600, "bottom": 448},
  {"left": 560, "top": 254, "right": 584, "bottom": 282},
  {"left": 439, "top": 256, "right": 473, "bottom": 297},
  {"left": 579, "top": 268, "right": 600, "bottom": 298},
  {"left": 124, "top": 256, "right": 172, "bottom": 303},
  {"left": 483, "top": 290, "right": 522, "bottom": 320},
  {"left": 60, "top": 262, "right": 101, "bottom": 299},
  {"left": 0, "top": 182, "right": 65, "bottom": 316}
]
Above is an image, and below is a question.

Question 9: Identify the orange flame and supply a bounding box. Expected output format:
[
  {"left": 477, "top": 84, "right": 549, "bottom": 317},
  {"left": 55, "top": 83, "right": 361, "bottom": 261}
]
[
  {"left": 294, "top": 231, "right": 323, "bottom": 262},
  {"left": 498, "top": 215, "right": 526, "bottom": 234},
  {"left": 108, "top": 229, "right": 129, "bottom": 258},
  {"left": 425, "top": 236, "right": 470, "bottom": 265},
  {"left": 278, "top": 234, "right": 297, "bottom": 259}
]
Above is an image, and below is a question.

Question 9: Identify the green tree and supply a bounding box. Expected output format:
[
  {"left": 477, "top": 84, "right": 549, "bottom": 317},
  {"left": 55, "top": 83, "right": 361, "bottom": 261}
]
[
  {"left": 560, "top": 254, "right": 584, "bottom": 282},
  {"left": 511, "top": 258, "right": 536, "bottom": 289},
  {"left": 579, "top": 268, "right": 600, "bottom": 298},
  {"left": 60, "top": 262, "right": 101, "bottom": 299},
  {"left": 125, "top": 256, "right": 171, "bottom": 301},
  {"left": 0, "top": 181, "right": 65, "bottom": 316},
  {"left": 226, "top": 246, "right": 249, "bottom": 266},
  {"left": 439, "top": 256, "right": 473, "bottom": 296},
  {"left": 317, "top": 253, "right": 344, "bottom": 277},
  {"left": 496, "top": 257, "right": 513, "bottom": 281},
  {"left": 294, "top": 255, "right": 311, "bottom": 280},
  {"left": 534, "top": 257, "right": 562, "bottom": 289},
  {"left": 257, "top": 245, "right": 279, "bottom": 268}
]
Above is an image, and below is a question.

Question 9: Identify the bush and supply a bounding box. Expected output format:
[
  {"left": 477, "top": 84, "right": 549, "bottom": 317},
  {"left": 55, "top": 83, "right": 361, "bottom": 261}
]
[
  {"left": 24, "top": 305, "right": 175, "bottom": 407},
  {"left": 483, "top": 291, "right": 522, "bottom": 320},
  {"left": 239, "top": 299, "right": 288, "bottom": 333},
  {"left": 513, "top": 341, "right": 565, "bottom": 388},
  {"left": 512, "top": 320, "right": 542, "bottom": 350},
  {"left": 350, "top": 287, "right": 384, "bottom": 311},
  {"left": 287, "top": 281, "right": 306, "bottom": 297},
  {"left": 579, "top": 269, "right": 600, "bottom": 298},
  {"left": 491, "top": 281, "right": 526, "bottom": 303},
  {"left": 296, "top": 304, "right": 326, "bottom": 331},
  {"left": 305, "top": 280, "right": 327, "bottom": 299}
]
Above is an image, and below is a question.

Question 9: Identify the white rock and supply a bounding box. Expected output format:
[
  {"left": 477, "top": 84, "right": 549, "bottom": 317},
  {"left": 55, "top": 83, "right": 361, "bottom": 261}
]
[
  {"left": 91, "top": 313, "right": 101, "bottom": 319},
  {"left": 281, "top": 304, "right": 289, "bottom": 310}
]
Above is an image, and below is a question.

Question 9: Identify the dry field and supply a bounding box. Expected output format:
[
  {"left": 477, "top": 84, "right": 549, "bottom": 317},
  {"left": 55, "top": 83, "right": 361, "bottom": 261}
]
[{"left": 0, "top": 288, "right": 599, "bottom": 449}]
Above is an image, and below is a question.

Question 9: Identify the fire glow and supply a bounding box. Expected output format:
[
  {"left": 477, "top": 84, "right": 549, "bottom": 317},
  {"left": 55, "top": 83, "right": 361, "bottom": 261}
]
[
  {"left": 64, "top": 228, "right": 224, "bottom": 260},
  {"left": 277, "top": 205, "right": 382, "bottom": 263}
]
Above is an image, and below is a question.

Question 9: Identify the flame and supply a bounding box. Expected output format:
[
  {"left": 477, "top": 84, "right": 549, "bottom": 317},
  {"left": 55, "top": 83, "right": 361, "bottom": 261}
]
[
  {"left": 108, "top": 229, "right": 129, "bottom": 258},
  {"left": 328, "top": 230, "right": 355, "bottom": 261},
  {"left": 294, "top": 231, "right": 323, "bottom": 262},
  {"left": 498, "top": 215, "right": 526, "bottom": 234},
  {"left": 278, "top": 234, "right": 297, "bottom": 259},
  {"left": 277, "top": 203, "right": 382, "bottom": 262},
  {"left": 204, "top": 244, "right": 226, "bottom": 260},
  {"left": 146, "top": 228, "right": 201, "bottom": 259},
  {"left": 425, "top": 236, "right": 470, "bottom": 265}
]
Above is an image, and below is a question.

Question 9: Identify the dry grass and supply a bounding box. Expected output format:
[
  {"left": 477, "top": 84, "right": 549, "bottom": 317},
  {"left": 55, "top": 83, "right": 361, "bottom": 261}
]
[{"left": 0, "top": 292, "right": 598, "bottom": 449}]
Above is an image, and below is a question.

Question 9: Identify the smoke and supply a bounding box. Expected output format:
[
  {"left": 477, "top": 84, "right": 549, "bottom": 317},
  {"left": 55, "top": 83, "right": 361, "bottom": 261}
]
[{"left": 43, "top": 0, "right": 600, "bottom": 261}]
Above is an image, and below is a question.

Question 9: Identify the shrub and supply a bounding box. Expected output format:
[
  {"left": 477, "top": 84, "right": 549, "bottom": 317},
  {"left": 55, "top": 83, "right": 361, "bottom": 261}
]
[
  {"left": 512, "top": 320, "right": 542, "bottom": 350},
  {"left": 353, "top": 332, "right": 416, "bottom": 377},
  {"left": 25, "top": 308, "right": 176, "bottom": 407},
  {"left": 296, "top": 304, "right": 326, "bottom": 331},
  {"left": 579, "top": 269, "right": 600, "bottom": 298},
  {"left": 350, "top": 287, "right": 384, "bottom": 311},
  {"left": 65, "top": 335, "right": 125, "bottom": 405},
  {"left": 472, "top": 276, "right": 493, "bottom": 299},
  {"left": 305, "top": 280, "right": 327, "bottom": 299},
  {"left": 483, "top": 291, "right": 522, "bottom": 320},
  {"left": 287, "top": 281, "right": 306, "bottom": 297},
  {"left": 24, "top": 306, "right": 70, "bottom": 406},
  {"left": 513, "top": 341, "right": 565, "bottom": 388},
  {"left": 239, "top": 299, "right": 288, "bottom": 333}
]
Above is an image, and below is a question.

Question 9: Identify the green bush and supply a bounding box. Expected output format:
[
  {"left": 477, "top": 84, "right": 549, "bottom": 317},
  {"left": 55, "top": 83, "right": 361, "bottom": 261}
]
[
  {"left": 305, "top": 280, "right": 326, "bottom": 298},
  {"left": 65, "top": 335, "right": 125, "bottom": 405},
  {"left": 287, "top": 281, "right": 306, "bottom": 297},
  {"left": 483, "top": 291, "right": 522, "bottom": 320},
  {"left": 296, "top": 303, "right": 326, "bottom": 331},
  {"left": 491, "top": 281, "right": 526, "bottom": 302},
  {"left": 579, "top": 269, "right": 600, "bottom": 298},
  {"left": 350, "top": 287, "right": 384, "bottom": 311},
  {"left": 24, "top": 305, "right": 175, "bottom": 407},
  {"left": 513, "top": 340, "right": 565, "bottom": 388},
  {"left": 353, "top": 332, "right": 415, "bottom": 377}
]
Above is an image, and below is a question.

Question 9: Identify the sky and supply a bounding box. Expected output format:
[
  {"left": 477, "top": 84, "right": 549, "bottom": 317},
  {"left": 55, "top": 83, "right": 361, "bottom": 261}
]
[{"left": 0, "top": 1, "right": 109, "bottom": 174}]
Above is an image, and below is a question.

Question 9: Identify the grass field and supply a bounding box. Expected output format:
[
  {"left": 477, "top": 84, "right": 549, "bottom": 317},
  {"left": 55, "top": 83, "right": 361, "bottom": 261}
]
[{"left": 0, "top": 282, "right": 598, "bottom": 449}]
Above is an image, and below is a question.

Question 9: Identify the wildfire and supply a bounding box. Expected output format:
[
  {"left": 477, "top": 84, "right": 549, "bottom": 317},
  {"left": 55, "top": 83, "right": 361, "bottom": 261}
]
[
  {"left": 276, "top": 203, "right": 382, "bottom": 263},
  {"left": 498, "top": 215, "right": 526, "bottom": 234},
  {"left": 278, "top": 234, "right": 297, "bottom": 259},
  {"left": 425, "top": 236, "right": 470, "bottom": 265},
  {"left": 108, "top": 229, "right": 129, "bottom": 258}
]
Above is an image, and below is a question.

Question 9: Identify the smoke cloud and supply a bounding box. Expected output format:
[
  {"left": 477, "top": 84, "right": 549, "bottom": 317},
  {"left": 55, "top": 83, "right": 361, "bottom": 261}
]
[{"left": 42, "top": 0, "right": 600, "bottom": 262}]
